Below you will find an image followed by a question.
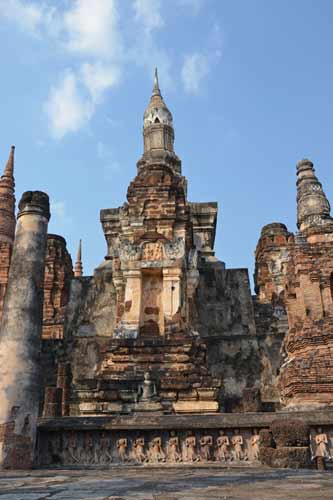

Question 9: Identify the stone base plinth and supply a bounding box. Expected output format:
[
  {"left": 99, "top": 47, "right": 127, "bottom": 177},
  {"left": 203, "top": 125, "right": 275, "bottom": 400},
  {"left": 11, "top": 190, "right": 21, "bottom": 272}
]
[{"left": 36, "top": 409, "right": 333, "bottom": 468}]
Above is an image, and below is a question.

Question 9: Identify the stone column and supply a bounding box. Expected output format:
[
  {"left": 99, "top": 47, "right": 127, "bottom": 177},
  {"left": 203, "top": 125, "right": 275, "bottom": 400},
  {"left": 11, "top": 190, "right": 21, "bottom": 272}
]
[
  {"left": 115, "top": 270, "right": 142, "bottom": 338},
  {"left": 0, "top": 191, "right": 50, "bottom": 469},
  {"left": 163, "top": 268, "right": 182, "bottom": 319}
]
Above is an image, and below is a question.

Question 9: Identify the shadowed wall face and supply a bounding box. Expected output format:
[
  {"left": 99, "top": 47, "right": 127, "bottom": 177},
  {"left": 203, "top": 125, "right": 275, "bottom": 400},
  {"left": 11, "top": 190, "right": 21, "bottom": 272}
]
[{"left": 0, "top": 191, "right": 50, "bottom": 469}]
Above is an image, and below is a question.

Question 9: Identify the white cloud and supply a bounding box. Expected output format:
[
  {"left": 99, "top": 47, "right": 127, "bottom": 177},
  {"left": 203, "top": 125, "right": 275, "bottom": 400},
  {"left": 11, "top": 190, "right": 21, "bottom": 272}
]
[
  {"left": 0, "top": 0, "right": 61, "bottom": 37},
  {"left": 133, "top": 0, "right": 164, "bottom": 33},
  {"left": 81, "top": 62, "right": 121, "bottom": 102},
  {"left": 181, "top": 53, "right": 209, "bottom": 94},
  {"left": 63, "top": 0, "right": 122, "bottom": 59},
  {"left": 44, "top": 71, "right": 93, "bottom": 139},
  {"left": 44, "top": 62, "right": 121, "bottom": 139},
  {"left": 39, "top": 0, "right": 122, "bottom": 139},
  {"left": 0, "top": 0, "right": 43, "bottom": 35},
  {"left": 2, "top": 0, "right": 198, "bottom": 137}
]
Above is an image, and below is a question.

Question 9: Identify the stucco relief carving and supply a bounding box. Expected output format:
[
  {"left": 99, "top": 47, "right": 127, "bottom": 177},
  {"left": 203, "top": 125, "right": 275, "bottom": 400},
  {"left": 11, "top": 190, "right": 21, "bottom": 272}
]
[
  {"left": 313, "top": 428, "right": 331, "bottom": 459},
  {"left": 215, "top": 430, "right": 230, "bottom": 461},
  {"left": 41, "top": 428, "right": 278, "bottom": 467},
  {"left": 132, "top": 437, "right": 146, "bottom": 463},
  {"left": 147, "top": 437, "right": 166, "bottom": 463},
  {"left": 199, "top": 435, "right": 213, "bottom": 461},
  {"left": 119, "top": 240, "right": 141, "bottom": 262},
  {"left": 167, "top": 431, "right": 182, "bottom": 463},
  {"left": 183, "top": 434, "right": 198, "bottom": 462},
  {"left": 231, "top": 430, "right": 245, "bottom": 461},
  {"left": 116, "top": 438, "right": 128, "bottom": 462},
  {"left": 164, "top": 237, "right": 185, "bottom": 260},
  {"left": 142, "top": 241, "right": 163, "bottom": 261},
  {"left": 250, "top": 429, "right": 260, "bottom": 461}
]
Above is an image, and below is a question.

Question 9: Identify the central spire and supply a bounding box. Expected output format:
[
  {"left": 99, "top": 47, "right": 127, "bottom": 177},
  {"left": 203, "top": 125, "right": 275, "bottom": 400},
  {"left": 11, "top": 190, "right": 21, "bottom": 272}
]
[
  {"left": 141, "top": 69, "right": 176, "bottom": 164},
  {"left": 143, "top": 69, "right": 173, "bottom": 130},
  {"left": 152, "top": 67, "right": 161, "bottom": 97}
]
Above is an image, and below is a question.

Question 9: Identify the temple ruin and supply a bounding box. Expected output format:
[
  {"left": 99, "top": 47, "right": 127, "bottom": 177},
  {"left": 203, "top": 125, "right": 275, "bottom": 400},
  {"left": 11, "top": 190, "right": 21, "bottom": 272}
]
[{"left": 1, "top": 70, "right": 333, "bottom": 468}]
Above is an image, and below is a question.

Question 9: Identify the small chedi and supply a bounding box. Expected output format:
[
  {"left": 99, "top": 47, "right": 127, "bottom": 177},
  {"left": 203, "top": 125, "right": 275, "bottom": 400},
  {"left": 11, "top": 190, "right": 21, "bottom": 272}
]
[{"left": 1, "top": 70, "right": 333, "bottom": 469}]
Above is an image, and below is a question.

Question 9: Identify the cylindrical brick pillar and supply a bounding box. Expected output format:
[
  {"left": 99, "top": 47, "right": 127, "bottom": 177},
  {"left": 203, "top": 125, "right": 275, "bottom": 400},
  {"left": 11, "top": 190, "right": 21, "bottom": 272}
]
[{"left": 0, "top": 191, "right": 50, "bottom": 469}]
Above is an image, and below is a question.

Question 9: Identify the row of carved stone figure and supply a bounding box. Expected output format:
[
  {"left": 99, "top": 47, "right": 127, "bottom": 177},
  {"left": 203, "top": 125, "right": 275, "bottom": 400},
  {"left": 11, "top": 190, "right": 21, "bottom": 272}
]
[{"left": 56, "top": 429, "right": 260, "bottom": 465}]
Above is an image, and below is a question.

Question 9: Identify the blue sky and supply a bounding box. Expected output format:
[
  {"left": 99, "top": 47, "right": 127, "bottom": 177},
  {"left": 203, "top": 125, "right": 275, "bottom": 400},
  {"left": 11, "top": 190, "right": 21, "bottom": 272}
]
[{"left": 0, "top": 0, "right": 333, "bottom": 287}]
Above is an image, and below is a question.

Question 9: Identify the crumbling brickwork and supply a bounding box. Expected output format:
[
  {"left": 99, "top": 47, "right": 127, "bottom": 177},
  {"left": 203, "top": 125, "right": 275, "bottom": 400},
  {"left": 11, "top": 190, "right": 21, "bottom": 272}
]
[
  {"left": 279, "top": 235, "right": 333, "bottom": 406},
  {"left": 42, "top": 234, "right": 73, "bottom": 340},
  {"left": 0, "top": 147, "right": 16, "bottom": 321},
  {"left": 265, "top": 160, "right": 333, "bottom": 409}
]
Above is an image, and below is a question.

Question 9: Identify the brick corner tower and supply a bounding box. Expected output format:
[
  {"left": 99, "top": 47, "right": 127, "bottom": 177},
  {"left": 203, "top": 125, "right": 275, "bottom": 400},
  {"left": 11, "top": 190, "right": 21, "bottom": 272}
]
[
  {"left": 0, "top": 146, "right": 16, "bottom": 320},
  {"left": 279, "top": 159, "right": 333, "bottom": 409}
]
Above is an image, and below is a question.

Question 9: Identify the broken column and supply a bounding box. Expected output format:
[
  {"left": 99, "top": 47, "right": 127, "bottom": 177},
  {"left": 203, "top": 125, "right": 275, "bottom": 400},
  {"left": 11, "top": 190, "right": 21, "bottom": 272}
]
[{"left": 0, "top": 191, "right": 50, "bottom": 469}]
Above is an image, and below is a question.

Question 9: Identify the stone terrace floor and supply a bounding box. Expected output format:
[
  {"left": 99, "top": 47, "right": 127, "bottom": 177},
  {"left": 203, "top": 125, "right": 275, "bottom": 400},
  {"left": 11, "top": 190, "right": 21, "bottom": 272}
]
[{"left": 1, "top": 467, "right": 333, "bottom": 500}]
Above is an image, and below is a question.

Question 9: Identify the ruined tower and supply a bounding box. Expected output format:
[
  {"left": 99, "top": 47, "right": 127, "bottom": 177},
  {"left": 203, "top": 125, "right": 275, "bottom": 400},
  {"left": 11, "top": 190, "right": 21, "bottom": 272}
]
[
  {"left": 63, "top": 70, "right": 221, "bottom": 415},
  {"left": 0, "top": 146, "right": 16, "bottom": 320},
  {"left": 278, "top": 160, "right": 333, "bottom": 408}
]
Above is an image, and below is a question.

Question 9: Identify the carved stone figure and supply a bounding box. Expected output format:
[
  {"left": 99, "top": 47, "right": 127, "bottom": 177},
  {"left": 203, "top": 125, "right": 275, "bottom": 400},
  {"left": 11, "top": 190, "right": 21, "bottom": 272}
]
[
  {"left": 148, "top": 436, "right": 166, "bottom": 463},
  {"left": 138, "top": 372, "right": 157, "bottom": 401},
  {"left": 184, "top": 433, "right": 198, "bottom": 462},
  {"left": 231, "top": 429, "right": 244, "bottom": 461},
  {"left": 314, "top": 428, "right": 331, "bottom": 459},
  {"left": 199, "top": 434, "right": 213, "bottom": 461},
  {"left": 65, "top": 431, "right": 80, "bottom": 464},
  {"left": 99, "top": 431, "right": 112, "bottom": 464},
  {"left": 132, "top": 437, "right": 146, "bottom": 463},
  {"left": 250, "top": 429, "right": 260, "bottom": 461},
  {"left": 83, "top": 432, "right": 96, "bottom": 465},
  {"left": 116, "top": 438, "right": 128, "bottom": 462},
  {"left": 215, "top": 430, "right": 230, "bottom": 462},
  {"left": 167, "top": 431, "right": 182, "bottom": 463}
]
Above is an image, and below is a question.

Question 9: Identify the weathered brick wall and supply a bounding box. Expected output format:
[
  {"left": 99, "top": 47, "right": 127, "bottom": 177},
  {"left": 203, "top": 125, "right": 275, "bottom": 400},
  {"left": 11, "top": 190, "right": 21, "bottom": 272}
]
[
  {"left": 0, "top": 241, "right": 12, "bottom": 320},
  {"left": 193, "top": 261, "right": 286, "bottom": 411},
  {"left": 42, "top": 234, "right": 73, "bottom": 340},
  {"left": 254, "top": 223, "right": 292, "bottom": 309},
  {"left": 279, "top": 235, "right": 333, "bottom": 407}
]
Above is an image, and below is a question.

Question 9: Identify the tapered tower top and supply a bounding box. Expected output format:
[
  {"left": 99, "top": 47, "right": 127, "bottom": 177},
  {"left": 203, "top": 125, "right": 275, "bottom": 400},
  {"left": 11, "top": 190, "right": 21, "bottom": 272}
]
[
  {"left": 296, "top": 158, "right": 333, "bottom": 235},
  {"left": 140, "top": 69, "right": 180, "bottom": 172},
  {"left": 4, "top": 146, "right": 15, "bottom": 178},
  {"left": 143, "top": 68, "right": 173, "bottom": 130},
  {"left": 0, "top": 146, "right": 16, "bottom": 244},
  {"left": 74, "top": 239, "right": 83, "bottom": 277}
]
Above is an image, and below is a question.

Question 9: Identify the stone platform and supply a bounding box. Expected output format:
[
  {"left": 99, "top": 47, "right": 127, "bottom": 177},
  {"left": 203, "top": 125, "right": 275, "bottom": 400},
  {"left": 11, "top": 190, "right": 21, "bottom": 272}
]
[
  {"left": 1, "top": 468, "right": 333, "bottom": 499},
  {"left": 37, "top": 410, "right": 333, "bottom": 467}
]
